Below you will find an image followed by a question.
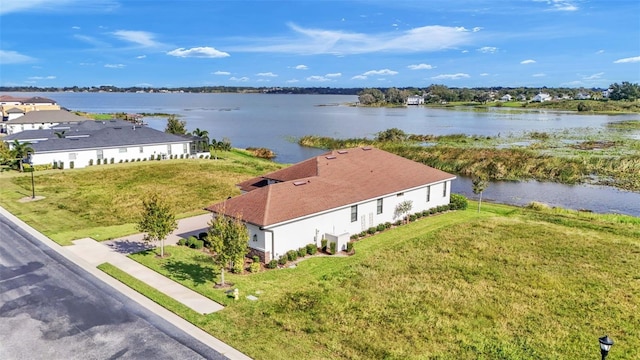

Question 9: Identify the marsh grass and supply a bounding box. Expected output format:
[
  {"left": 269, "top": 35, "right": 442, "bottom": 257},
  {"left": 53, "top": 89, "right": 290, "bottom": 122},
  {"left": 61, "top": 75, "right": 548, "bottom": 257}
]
[
  {"left": 124, "top": 204, "right": 639, "bottom": 359},
  {"left": 0, "top": 151, "right": 282, "bottom": 245}
]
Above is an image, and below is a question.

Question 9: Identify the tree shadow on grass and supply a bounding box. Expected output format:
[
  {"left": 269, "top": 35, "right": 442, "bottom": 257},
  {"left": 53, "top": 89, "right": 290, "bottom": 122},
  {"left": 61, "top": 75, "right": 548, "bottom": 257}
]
[{"left": 163, "top": 259, "right": 217, "bottom": 286}]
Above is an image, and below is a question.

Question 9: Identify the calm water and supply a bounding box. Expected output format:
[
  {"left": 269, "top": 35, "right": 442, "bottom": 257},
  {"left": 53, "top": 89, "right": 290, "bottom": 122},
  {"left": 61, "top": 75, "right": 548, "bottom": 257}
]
[{"left": 7, "top": 92, "right": 640, "bottom": 216}]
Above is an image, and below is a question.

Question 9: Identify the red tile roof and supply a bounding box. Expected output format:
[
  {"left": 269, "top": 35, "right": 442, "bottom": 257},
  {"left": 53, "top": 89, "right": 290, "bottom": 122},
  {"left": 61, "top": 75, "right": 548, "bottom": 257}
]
[{"left": 206, "top": 147, "right": 455, "bottom": 226}]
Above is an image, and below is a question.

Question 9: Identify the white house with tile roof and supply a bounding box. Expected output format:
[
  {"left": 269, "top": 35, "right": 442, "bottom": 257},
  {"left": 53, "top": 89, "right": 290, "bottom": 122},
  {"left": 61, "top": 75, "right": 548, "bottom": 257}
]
[{"left": 207, "top": 147, "right": 456, "bottom": 262}]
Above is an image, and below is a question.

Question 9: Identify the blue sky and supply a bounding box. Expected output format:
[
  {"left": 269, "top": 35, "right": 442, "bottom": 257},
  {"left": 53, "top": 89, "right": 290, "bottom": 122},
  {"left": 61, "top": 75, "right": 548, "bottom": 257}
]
[{"left": 1, "top": 0, "right": 639, "bottom": 89}]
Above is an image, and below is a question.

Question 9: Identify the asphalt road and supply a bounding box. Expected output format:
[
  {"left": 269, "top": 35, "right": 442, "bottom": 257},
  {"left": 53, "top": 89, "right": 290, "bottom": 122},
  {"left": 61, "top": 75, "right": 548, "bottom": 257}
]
[{"left": 0, "top": 213, "right": 228, "bottom": 360}]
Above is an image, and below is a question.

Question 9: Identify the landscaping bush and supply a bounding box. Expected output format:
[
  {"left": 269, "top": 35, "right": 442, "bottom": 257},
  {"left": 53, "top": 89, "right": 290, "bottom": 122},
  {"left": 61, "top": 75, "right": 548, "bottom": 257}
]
[
  {"left": 110, "top": 158, "right": 114, "bottom": 164},
  {"left": 359, "top": 231, "right": 367, "bottom": 238},
  {"left": 415, "top": 211, "right": 423, "bottom": 218},
  {"left": 450, "top": 193, "right": 469, "bottom": 210},
  {"left": 180, "top": 154, "right": 184, "bottom": 159},
  {"left": 394, "top": 220, "right": 402, "bottom": 226},
  {"left": 350, "top": 234, "right": 358, "bottom": 240},
  {"left": 297, "top": 247, "right": 307, "bottom": 258},
  {"left": 69, "top": 161, "right": 74, "bottom": 169},
  {"left": 89, "top": 159, "right": 93, "bottom": 166},
  {"left": 198, "top": 232, "right": 208, "bottom": 240},
  {"left": 252, "top": 255, "right": 260, "bottom": 263},
  {"left": 287, "top": 250, "right": 298, "bottom": 262},
  {"left": 193, "top": 239, "right": 204, "bottom": 249},
  {"left": 59, "top": 161, "right": 64, "bottom": 170},
  {"left": 249, "top": 262, "right": 260, "bottom": 273},
  {"left": 367, "top": 227, "right": 376, "bottom": 235},
  {"left": 150, "top": 154, "right": 155, "bottom": 160},
  {"left": 409, "top": 214, "right": 417, "bottom": 222},
  {"left": 267, "top": 259, "right": 278, "bottom": 269},
  {"left": 52, "top": 161, "right": 58, "bottom": 169},
  {"left": 232, "top": 260, "right": 244, "bottom": 274},
  {"left": 384, "top": 222, "right": 392, "bottom": 229},
  {"left": 306, "top": 243, "right": 317, "bottom": 255},
  {"left": 346, "top": 241, "right": 354, "bottom": 253},
  {"left": 278, "top": 256, "right": 288, "bottom": 266},
  {"left": 186, "top": 236, "right": 198, "bottom": 248},
  {"left": 321, "top": 239, "right": 328, "bottom": 252},
  {"left": 97, "top": 159, "right": 101, "bottom": 165},
  {"left": 177, "top": 238, "right": 187, "bottom": 246},
  {"left": 199, "top": 155, "right": 204, "bottom": 159},
  {"left": 376, "top": 223, "right": 386, "bottom": 232},
  {"left": 422, "top": 210, "right": 429, "bottom": 217},
  {"left": 142, "top": 158, "right": 147, "bottom": 161},
  {"left": 119, "top": 159, "right": 123, "bottom": 163},
  {"left": 329, "top": 242, "right": 337, "bottom": 254}
]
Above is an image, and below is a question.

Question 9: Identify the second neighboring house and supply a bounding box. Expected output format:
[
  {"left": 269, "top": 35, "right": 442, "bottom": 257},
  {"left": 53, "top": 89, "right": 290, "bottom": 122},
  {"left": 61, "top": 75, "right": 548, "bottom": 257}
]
[
  {"left": 406, "top": 95, "right": 425, "bottom": 105},
  {"left": 3, "top": 109, "right": 85, "bottom": 135},
  {"left": 532, "top": 93, "right": 552, "bottom": 102},
  {"left": 206, "top": 147, "right": 456, "bottom": 262},
  {"left": 4, "top": 118, "right": 195, "bottom": 169}
]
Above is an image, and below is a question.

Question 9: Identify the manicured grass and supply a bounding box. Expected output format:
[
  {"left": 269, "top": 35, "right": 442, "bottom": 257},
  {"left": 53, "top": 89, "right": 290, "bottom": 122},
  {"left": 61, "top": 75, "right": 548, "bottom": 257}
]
[
  {"left": 126, "top": 205, "right": 639, "bottom": 359},
  {"left": 0, "top": 150, "right": 283, "bottom": 245}
]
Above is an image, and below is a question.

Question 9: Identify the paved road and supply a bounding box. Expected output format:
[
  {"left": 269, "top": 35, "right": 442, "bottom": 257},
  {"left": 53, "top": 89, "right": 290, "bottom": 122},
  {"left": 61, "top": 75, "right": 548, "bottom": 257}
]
[{"left": 0, "top": 213, "right": 228, "bottom": 360}]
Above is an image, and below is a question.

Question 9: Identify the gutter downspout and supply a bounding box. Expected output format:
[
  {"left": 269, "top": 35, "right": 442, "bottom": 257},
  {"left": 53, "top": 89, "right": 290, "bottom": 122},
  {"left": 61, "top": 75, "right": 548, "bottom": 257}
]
[{"left": 261, "top": 227, "right": 275, "bottom": 262}]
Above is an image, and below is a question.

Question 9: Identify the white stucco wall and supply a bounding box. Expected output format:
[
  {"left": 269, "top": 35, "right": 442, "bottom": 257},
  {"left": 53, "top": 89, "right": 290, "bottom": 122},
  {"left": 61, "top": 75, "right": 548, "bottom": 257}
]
[
  {"left": 7, "top": 122, "right": 58, "bottom": 135},
  {"left": 253, "top": 180, "right": 452, "bottom": 260},
  {"left": 31, "top": 141, "right": 191, "bottom": 169}
]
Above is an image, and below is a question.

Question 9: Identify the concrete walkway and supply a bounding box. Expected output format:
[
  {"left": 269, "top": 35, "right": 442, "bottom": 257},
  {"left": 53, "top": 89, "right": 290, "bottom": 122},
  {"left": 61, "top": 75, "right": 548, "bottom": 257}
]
[{"left": 0, "top": 206, "right": 251, "bottom": 360}]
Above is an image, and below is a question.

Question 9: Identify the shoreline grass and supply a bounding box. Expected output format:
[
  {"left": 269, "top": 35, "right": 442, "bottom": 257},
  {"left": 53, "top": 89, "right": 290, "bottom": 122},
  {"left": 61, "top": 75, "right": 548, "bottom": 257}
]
[{"left": 121, "top": 204, "right": 639, "bottom": 359}]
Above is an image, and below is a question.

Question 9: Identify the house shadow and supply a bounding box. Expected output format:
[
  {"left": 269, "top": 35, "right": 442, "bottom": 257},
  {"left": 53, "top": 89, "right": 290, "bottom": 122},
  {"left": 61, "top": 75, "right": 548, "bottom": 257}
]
[
  {"left": 107, "top": 239, "right": 154, "bottom": 254},
  {"left": 175, "top": 229, "right": 207, "bottom": 241},
  {"left": 163, "top": 259, "right": 216, "bottom": 286}
]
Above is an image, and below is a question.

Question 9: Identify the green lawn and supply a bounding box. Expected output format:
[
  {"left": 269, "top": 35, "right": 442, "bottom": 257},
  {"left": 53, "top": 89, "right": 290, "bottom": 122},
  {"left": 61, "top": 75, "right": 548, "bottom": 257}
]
[
  {"left": 0, "top": 150, "right": 283, "bottom": 245},
  {"left": 126, "top": 203, "right": 640, "bottom": 360}
]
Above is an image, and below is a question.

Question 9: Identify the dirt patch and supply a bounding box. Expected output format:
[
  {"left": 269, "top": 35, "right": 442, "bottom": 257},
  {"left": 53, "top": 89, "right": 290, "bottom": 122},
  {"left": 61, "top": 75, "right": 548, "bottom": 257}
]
[{"left": 571, "top": 140, "right": 616, "bottom": 150}]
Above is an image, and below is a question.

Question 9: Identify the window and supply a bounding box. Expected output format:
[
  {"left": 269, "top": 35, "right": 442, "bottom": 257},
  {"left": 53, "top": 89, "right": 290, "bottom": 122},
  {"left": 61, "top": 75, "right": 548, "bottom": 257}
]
[
  {"left": 443, "top": 181, "right": 447, "bottom": 197},
  {"left": 351, "top": 205, "right": 358, "bottom": 222},
  {"left": 376, "top": 198, "right": 383, "bottom": 214},
  {"left": 253, "top": 234, "right": 258, "bottom": 242},
  {"left": 167, "top": 145, "right": 172, "bottom": 155},
  {"left": 119, "top": 148, "right": 127, "bottom": 153},
  {"left": 183, "top": 143, "right": 188, "bottom": 154},
  {"left": 96, "top": 149, "right": 103, "bottom": 160},
  {"left": 426, "top": 185, "right": 431, "bottom": 202},
  {"left": 139, "top": 146, "right": 144, "bottom": 153},
  {"left": 68, "top": 153, "right": 77, "bottom": 160}
]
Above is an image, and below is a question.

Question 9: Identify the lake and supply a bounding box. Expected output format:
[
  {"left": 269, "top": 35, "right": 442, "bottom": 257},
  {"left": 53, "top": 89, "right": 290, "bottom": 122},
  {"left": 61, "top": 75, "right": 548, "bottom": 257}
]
[{"left": 6, "top": 92, "right": 640, "bottom": 216}]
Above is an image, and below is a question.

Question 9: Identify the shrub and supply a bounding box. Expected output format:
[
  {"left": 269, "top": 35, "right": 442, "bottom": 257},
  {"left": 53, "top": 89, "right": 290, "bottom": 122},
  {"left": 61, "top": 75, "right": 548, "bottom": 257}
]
[
  {"left": 376, "top": 224, "right": 386, "bottom": 232},
  {"left": 297, "top": 247, "right": 307, "bottom": 258},
  {"left": 150, "top": 154, "right": 155, "bottom": 160},
  {"left": 394, "top": 220, "right": 402, "bottom": 226},
  {"left": 450, "top": 193, "right": 469, "bottom": 210},
  {"left": 384, "top": 222, "right": 392, "bottom": 229},
  {"left": 278, "top": 256, "right": 288, "bottom": 266},
  {"left": 422, "top": 210, "right": 429, "bottom": 217},
  {"left": 88, "top": 159, "right": 93, "bottom": 166},
  {"left": 346, "top": 241, "right": 354, "bottom": 253},
  {"left": 409, "top": 214, "right": 417, "bottom": 222},
  {"left": 329, "top": 242, "right": 337, "bottom": 254},
  {"left": 252, "top": 255, "right": 260, "bottom": 263},
  {"left": 110, "top": 158, "right": 114, "bottom": 164},
  {"left": 96, "top": 159, "right": 101, "bottom": 165},
  {"left": 186, "top": 236, "right": 198, "bottom": 248},
  {"left": 306, "top": 243, "right": 317, "bottom": 255},
  {"left": 69, "top": 161, "right": 74, "bottom": 169},
  {"left": 232, "top": 260, "right": 244, "bottom": 274},
  {"left": 124, "top": 159, "right": 129, "bottom": 163},
  {"left": 415, "top": 211, "right": 423, "bottom": 218},
  {"left": 52, "top": 161, "right": 58, "bottom": 169},
  {"left": 192, "top": 239, "right": 204, "bottom": 249},
  {"left": 180, "top": 154, "right": 184, "bottom": 159},
  {"left": 321, "top": 238, "right": 328, "bottom": 252},
  {"left": 59, "top": 161, "right": 64, "bottom": 170},
  {"left": 350, "top": 234, "right": 358, "bottom": 240},
  {"left": 249, "top": 262, "right": 260, "bottom": 273},
  {"left": 198, "top": 232, "right": 208, "bottom": 240},
  {"left": 287, "top": 250, "right": 298, "bottom": 262},
  {"left": 267, "top": 259, "right": 279, "bottom": 269},
  {"left": 359, "top": 231, "right": 367, "bottom": 238},
  {"left": 119, "top": 159, "right": 123, "bottom": 163},
  {"left": 199, "top": 155, "right": 204, "bottom": 159},
  {"left": 143, "top": 158, "right": 147, "bottom": 161},
  {"left": 177, "top": 238, "right": 187, "bottom": 246},
  {"left": 367, "top": 227, "right": 376, "bottom": 235}
]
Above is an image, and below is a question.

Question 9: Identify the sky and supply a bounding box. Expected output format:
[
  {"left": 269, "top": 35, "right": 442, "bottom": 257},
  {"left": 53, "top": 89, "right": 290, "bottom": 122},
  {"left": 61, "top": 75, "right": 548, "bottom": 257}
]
[{"left": 1, "top": 0, "right": 639, "bottom": 89}]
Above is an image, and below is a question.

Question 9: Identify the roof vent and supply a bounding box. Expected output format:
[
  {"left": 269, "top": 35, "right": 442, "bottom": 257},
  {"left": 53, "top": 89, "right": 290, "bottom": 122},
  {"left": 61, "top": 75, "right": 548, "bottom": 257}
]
[
  {"left": 325, "top": 155, "right": 336, "bottom": 160},
  {"left": 337, "top": 150, "right": 348, "bottom": 154},
  {"left": 293, "top": 181, "right": 308, "bottom": 186}
]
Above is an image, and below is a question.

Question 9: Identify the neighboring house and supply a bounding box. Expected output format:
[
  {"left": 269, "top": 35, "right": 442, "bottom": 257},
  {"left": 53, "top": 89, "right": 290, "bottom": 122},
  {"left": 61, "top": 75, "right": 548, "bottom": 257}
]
[
  {"left": 1, "top": 95, "right": 61, "bottom": 124},
  {"left": 406, "top": 95, "right": 425, "bottom": 105},
  {"left": 206, "top": 147, "right": 456, "bottom": 262},
  {"left": 602, "top": 89, "right": 613, "bottom": 98},
  {"left": 532, "top": 93, "right": 552, "bottom": 102},
  {"left": 575, "top": 92, "right": 591, "bottom": 100},
  {"left": 3, "top": 109, "right": 88, "bottom": 135},
  {"left": 500, "top": 94, "right": 512, "bottom": 102},
  {"left": 516, "top": 94, "right": 527, "bottom": 101},
  {"left": 3, "top": 119, "right": 194, "bottom": 169}
]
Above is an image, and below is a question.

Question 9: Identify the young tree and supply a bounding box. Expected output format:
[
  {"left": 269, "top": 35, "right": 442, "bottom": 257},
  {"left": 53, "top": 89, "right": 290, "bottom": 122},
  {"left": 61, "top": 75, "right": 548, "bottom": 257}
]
[
  {"left": 10, "top": 140, "right": 34, "bottom": 172},
  {"left": 394, "top": 200, "right": 413, "bottom": 224},
  {"left": 206, "top": 213, "right": 249, "bottom": 286},
  {"left": 472, "top": 176, "right": 489, "bottom": 213},
  {"left": 137, "top": 194, "right": 177, "bottom": 258},
  {"left": 164, "top": 115, "right": 187, "bottom": 135}
]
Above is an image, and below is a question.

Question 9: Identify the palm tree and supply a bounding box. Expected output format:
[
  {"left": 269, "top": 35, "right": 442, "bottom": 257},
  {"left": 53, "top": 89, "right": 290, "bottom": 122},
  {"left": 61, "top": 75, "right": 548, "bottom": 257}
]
[
  {"left": 10, "top": 140, "right": 34, "bottom": 172},
  {"left": 54, "top": 130, "right": 66, "bottom": 138},
  {"left": 192, "top": 128, "right": 209, "bottom": 152}
]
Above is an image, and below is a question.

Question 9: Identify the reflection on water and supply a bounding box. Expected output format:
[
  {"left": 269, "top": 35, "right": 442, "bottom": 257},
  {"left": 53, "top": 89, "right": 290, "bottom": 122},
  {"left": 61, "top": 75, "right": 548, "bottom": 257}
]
[{"left": 452, "top": 177, "right": 640, "bottom": 217}]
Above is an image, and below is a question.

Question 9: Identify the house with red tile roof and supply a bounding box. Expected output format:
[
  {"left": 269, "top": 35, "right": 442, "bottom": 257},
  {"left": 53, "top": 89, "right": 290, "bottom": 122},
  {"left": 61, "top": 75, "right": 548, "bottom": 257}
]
[{"left": 206, "top": 147, "right": 456, "bottom": 262}]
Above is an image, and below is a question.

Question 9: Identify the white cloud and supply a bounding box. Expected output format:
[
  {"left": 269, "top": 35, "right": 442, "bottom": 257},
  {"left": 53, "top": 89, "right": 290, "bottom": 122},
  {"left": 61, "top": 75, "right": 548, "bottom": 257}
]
[
  {"left": 613, "top": 56, "right": 640, "bottom": 64},
  {"left": 533, "top": 73, "right": 546, "bottom": 77},
  {"left": 213, "top": 71, "right": 231, "bottom": 75},
  {"left": 229, "top": 23, "right": 474, "bottom": 55},
  {"left": 461, "top": 50, "right": 469, "bottom": 53},
  {"left": 326, "top": 73, "right": 342, "bottom": 78},
  {"left": 351, "top": 75, "right": 368, "bottom": 80},
  {"left": 136, "top": 55, "right": 146, "bottom": 59},
  {"left": 72, "top": 26, "right": 80, "bottom": 30},
  {"left": 0, "top": 50, "right": 35, "bottom": 64},
  {"left": 286, "top": 79, "right": 300, "bottom": 83},
  {"left": 363, "top": 69, "right": 398, "bottom": 76},
  {"left": 229, "top": 76, "right": 249, "bottom": 82},
  {"left": 472, "top": 27, "right": 483, "bottom": 32},
  {"left": 295, "top": 64, "right": 308, "bottom": 70},
  {"left": 478, "top": 46, "right": 498, "bottom": 54},
  {"left": 307, "top": 75, "right": 331, "bottom": 82},
  {"left": 73, "top": 34, "right": 111, "bottom": 48},
  {"left": 167, "top": 47, "right": 230, "bottom": 58},
  {"left": 104, "top": 63, "right": 125, "bottom": 68},
  {"left": 535, "top": 0, "right": 578, "bottom": 11},
  {"left": 112, "top": 30, "right": 161, "bottom": 47},
  {"left": 596, "top": 50, "right": 605, "bottom": 54},
  {"left": 28, "top": 75, "right": 56, "bottom": 80},
  {"left": 431, "top": 73, "right": 470, "bottom": 80},
  {"left": 521, "top": 59, "right": 536, "bottom": 64},
  {"left": 582, "top": 72, "right": 604, "bottom": 80},
  {"left": 480, "top": 73, "right": 489, "bottom": 76},
  {"left": 256, "top": 72, "right": 278, "bottom": 77},
  {"left": 408, "top": 63, "right": 435, "bottom": 70}
]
